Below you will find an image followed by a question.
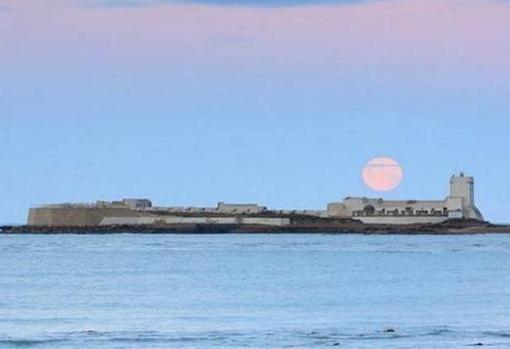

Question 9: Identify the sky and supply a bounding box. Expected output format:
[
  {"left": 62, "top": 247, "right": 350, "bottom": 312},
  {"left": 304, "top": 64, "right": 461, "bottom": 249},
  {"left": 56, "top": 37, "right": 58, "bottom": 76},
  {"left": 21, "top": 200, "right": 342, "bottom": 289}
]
[{"left": 1, "top": 0, "right": 510, "bottom": 224}]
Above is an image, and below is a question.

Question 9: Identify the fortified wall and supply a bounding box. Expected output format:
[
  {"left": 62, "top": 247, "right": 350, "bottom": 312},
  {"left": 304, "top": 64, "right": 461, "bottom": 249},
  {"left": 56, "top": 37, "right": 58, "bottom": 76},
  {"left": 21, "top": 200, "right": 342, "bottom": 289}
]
[
  {"left": 27, "top": 206, "right": 143, "bottom": 227},
  {"left": 326, "top": 173, "right": 484, "bottom": 224},
  {"left": 27, "top": 200, "right": 287, "bottom": 227},
  {"left": 27, "top": 173, "right": 484, "bottom": 227}
]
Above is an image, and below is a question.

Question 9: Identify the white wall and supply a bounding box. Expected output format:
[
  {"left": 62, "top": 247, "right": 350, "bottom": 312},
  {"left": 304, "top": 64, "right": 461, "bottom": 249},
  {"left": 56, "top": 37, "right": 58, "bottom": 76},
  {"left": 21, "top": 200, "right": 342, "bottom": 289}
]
[
  {"left": 355, "top": 216, "right": 448, "bottom": 225},
  {"left": 100, "top": 216, "right": 290, "bottom": 227}
]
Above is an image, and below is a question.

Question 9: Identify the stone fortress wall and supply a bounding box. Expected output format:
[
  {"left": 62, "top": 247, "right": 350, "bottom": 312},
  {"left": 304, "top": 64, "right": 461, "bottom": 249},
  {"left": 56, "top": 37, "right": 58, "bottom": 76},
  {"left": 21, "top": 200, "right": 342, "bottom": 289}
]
[
  {"left": 100, "top": 217, "right": 290, "bottom": 227},
  {"left": 27, "top": 206, "right": 143, "bottom": 227},
  {"left": 27, "top": 200, "right": 287, "bottom": 227},
  {"left": 27, "top": 173, "right": 484, "bottom": 227},
  {"left": 326, "top": 173, "right": 484, "bottom": 224}
]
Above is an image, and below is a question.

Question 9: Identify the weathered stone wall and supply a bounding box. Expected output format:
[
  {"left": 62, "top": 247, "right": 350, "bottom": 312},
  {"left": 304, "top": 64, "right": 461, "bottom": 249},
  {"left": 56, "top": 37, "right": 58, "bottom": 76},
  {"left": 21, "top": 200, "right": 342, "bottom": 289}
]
[
  {"left": 27, "top": 207, "right": 291, "bottom": 227},
  {"left": 356, "top": 216, "right": 448, "bottom": 225},
  {"left": 28, "top": 207, "right": 140, "bottom": 227},
  {"left": 339, "top": 198, "right": 447, "bottom": 213},
  {"left": 100, "top": 216, "right": 291, "bottom": 227},
  {"left": 217, "top": 202, "right": 266, "bottom": 214}
]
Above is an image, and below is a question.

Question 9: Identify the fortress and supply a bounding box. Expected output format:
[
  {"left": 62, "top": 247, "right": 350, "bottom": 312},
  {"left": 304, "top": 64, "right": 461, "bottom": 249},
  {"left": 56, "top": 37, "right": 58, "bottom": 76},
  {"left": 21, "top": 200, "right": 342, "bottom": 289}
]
[
  {"left": 27, "top": 173, "right": 484, "bottom": 228},
  {"left": 327, "top": 173, "right": 483, "bottom": 224}
]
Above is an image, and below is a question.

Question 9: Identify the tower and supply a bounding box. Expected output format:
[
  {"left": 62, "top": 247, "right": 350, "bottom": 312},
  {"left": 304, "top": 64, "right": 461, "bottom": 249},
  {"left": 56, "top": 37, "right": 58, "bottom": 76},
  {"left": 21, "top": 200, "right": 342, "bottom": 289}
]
[
  {"left": 450, "top": 172, "right": 475, "bottom": 207},
  {"left": 449, "top": 172, "right": 483, "bottom": 220}
]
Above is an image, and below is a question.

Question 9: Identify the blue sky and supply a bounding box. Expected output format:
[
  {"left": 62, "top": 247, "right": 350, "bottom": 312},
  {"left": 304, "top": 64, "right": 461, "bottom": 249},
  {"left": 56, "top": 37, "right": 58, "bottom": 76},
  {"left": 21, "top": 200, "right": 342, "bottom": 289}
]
[{"left": 1, "top": 0, "right": 510, "bottom": 223}]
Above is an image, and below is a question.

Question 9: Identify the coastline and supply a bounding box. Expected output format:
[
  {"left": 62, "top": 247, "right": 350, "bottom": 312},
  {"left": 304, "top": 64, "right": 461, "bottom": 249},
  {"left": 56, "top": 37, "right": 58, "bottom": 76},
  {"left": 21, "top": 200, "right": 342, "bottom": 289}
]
[{"left": 2, "top": 219, "right": 510, "bottom": 235}]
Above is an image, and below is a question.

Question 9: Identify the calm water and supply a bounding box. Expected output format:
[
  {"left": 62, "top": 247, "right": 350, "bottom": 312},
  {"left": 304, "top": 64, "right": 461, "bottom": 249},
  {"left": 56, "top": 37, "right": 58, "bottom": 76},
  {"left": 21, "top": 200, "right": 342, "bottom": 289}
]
[{"left": 1, "top": 234, "right": 510, "bottom": 348}]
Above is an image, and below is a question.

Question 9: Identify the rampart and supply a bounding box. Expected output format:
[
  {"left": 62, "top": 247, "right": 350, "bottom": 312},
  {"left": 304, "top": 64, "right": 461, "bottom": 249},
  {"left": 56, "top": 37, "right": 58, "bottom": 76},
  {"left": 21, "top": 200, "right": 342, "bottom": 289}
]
[
  {"left": 27, "top": 206, "right": 291, "bottom": 227},
  {"left": 28, "top": 207, "right": 141, "bottom": 227},
  {"left": 26, "top": 173, "right": 484, "bottom": 228}
]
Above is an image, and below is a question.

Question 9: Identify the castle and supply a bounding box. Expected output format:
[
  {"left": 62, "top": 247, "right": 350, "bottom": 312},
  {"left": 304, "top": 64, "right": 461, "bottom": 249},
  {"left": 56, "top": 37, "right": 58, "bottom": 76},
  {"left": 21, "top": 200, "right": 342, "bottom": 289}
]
[
  {"left": 27, "top": 173, "right": 484, "bottom": 227},
  {"left": 327, "top": 173, "right": 484, "bottom": 224}
]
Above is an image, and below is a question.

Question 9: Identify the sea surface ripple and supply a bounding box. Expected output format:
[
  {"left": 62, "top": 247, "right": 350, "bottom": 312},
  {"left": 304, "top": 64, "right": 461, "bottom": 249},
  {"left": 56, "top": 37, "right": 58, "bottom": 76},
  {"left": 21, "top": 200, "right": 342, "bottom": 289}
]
[{"left": 1, "top": 233, "right": 510, "bottom": 348}]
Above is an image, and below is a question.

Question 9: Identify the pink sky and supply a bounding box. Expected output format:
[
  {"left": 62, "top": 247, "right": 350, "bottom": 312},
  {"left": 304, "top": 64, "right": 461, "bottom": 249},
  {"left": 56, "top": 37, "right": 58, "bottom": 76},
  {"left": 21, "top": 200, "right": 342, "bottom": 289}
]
[
  {"left": 2, "top": 0, "right": 510, "bottom": 223},
  {"left": 2, "top": 0, "right": 510, "bottom": 80}
]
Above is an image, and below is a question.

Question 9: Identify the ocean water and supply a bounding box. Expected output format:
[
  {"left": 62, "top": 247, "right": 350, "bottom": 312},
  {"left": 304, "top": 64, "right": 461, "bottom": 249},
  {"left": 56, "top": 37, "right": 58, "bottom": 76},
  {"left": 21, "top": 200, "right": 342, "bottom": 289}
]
[{"left": 1, "top": 234, "right": 510, "bottom": 348}]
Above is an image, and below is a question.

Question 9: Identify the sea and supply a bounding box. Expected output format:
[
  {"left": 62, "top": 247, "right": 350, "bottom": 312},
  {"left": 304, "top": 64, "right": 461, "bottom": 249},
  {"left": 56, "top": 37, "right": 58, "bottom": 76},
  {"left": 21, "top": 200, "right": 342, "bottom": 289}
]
[{"left": 1, "top": 233, "right": 510, "bottom": 348}]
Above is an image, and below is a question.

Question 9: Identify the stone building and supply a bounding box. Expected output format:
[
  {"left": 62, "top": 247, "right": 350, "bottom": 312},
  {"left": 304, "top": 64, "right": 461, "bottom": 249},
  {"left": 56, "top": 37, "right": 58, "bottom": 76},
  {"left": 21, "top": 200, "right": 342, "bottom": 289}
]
[
  {"left": 121, "top": 199, "right": 153, "bottom": 209},
  {"left": 216, "top": 202, "right": 267, "bottom": 214},
  {"left": 327, "top": 173, "right": 484, "bottom": 224}
]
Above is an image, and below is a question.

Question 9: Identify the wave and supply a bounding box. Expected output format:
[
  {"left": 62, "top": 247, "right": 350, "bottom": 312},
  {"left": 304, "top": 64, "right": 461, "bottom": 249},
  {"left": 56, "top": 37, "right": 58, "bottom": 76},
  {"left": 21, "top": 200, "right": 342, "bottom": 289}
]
[
  {"left": 2, "top": 327, "right": 507, "bottom": 348},
  {"left": 483, "top": 331, "right": 510, "bottom": 338},
  {"left": 0, "top": 338, "right": 68, "bottom": 346}
]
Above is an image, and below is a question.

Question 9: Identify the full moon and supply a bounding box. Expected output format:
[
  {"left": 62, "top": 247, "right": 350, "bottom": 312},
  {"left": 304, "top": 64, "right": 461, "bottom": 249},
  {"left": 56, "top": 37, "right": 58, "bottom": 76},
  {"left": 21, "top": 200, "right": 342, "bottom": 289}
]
[{"left": 362, "top": 157, "right": 404, "bottom": 192}]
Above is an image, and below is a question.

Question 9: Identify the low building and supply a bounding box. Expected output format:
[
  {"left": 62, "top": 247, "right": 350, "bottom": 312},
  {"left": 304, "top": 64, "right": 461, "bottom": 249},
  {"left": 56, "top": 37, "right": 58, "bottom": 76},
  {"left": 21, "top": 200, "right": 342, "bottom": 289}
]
[
  {"left": 216, "top": 202, "right": 267, "bottom": 214},
  {"left": 121, "top": 199, "right": 152, "bottom": 209}
]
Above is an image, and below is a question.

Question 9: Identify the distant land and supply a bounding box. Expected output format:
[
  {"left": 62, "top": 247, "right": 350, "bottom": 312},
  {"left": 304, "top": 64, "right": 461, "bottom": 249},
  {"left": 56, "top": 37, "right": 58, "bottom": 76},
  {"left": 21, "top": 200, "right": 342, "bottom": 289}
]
[
  {"left": 2, "top": 173, "right": 510, "bottom": 234},
  {"left": 2, "top": 217, "right": 510, "bottom": 235}
]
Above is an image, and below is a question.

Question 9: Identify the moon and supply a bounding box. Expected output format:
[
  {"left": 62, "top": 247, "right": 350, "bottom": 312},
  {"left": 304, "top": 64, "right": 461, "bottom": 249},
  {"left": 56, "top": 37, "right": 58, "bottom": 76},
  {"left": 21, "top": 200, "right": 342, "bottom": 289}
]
[{"left": 362, "top": 157, "right": 404, "bottom": 192}]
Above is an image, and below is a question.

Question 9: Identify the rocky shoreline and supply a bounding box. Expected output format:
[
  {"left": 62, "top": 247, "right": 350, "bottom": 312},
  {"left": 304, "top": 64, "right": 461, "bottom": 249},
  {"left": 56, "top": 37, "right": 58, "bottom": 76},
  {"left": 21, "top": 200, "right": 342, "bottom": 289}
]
[{"left": 2, "top": 219, "right": 509, "bottom": 235}]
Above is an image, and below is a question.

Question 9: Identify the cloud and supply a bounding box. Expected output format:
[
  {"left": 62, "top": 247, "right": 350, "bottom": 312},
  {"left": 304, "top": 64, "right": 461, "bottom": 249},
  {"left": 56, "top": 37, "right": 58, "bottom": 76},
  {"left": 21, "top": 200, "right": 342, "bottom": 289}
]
[{"left": 81, "top": 0, "right": 375, "bottom": 8}]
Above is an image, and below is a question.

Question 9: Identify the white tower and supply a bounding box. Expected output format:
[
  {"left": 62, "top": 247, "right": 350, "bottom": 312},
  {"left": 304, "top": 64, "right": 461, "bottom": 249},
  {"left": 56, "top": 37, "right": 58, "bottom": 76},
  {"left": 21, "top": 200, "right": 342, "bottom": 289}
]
[
  {"left": 450, "top": 172, "right": 475, "bottom": 207},
  {"left": 449, "top": 173, "right": 483, "bottom": 220}
]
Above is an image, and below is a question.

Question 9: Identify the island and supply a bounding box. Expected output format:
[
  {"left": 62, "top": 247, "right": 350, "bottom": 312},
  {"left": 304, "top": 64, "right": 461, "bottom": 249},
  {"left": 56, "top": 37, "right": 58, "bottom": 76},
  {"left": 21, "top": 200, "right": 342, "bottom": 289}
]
[{"left": 2, "top": 173, "right": 509, "bottom": 234}]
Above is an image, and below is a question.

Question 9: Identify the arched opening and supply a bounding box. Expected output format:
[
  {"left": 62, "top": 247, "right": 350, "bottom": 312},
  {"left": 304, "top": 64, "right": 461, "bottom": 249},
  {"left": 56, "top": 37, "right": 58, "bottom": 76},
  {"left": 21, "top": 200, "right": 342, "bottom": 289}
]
[{"left": 363, "top": 205, "right": 376, "bottom": 216}]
